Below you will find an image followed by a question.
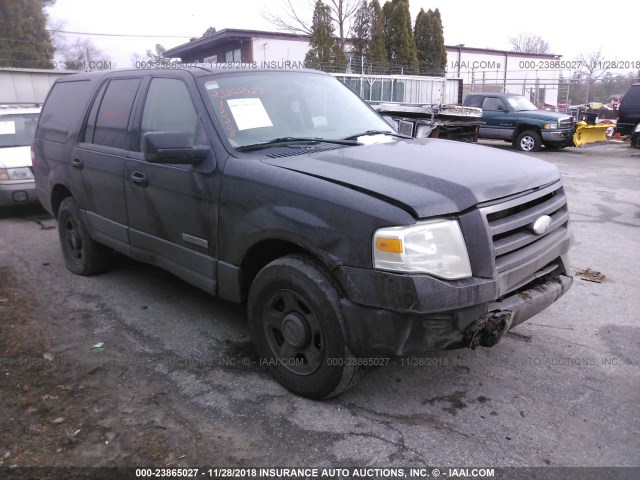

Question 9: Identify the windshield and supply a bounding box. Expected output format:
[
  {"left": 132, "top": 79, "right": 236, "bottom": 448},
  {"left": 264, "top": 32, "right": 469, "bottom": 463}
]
[
  {"left": 201, "top": 71, "right": 394, "bottom": 149},
  {"left": 506, "top": 96, "right": 538, "bottom": 112},
  {"left": 0, "top": 113, "right": 40, "bottom": 147}
]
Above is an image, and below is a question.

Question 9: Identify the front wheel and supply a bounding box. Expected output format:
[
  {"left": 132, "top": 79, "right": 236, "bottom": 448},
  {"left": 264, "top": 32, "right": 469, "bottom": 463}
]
[
  {"left": 57, "top": 197, "right": 110, "bottom": 275},
  {"left": 248, "top": 255, "right": 361, "bottom": 399},
  {"left": 514, "top": 130, "right": 542, "bottom": 152}
]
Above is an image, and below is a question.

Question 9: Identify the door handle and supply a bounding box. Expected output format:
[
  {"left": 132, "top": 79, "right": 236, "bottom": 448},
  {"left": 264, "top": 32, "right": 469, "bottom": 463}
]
[
  {"left": 131, "top": 171, "right": 148, "bottom": 187},
  {"left": 71, "top": 158, "right": 83, "bottom": 169}
]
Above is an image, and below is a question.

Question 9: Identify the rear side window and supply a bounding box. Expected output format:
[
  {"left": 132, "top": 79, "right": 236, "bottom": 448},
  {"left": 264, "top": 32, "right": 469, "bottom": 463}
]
[
  {"left": 38, "top": 80, "right": 93, "bottom": 143},
  {"left": 91, "top": 78, "right": 141, "bottom": 149},
  {"left": 465, "top": 96, "right": 483, "bottom": 108},
  {"left": 482, "top": 97, "right": 506, "bottom": 111}
]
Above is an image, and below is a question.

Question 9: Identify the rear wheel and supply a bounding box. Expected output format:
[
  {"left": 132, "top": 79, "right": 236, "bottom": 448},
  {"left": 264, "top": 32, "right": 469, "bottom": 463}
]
[
  {"left": 248, "top": 255, "right": 361, "bottom": 399},
  {"left": 57, "top": 197, "right": 110, "bottom": 275},
  {"left": 514, "top": 130, "right": 542, "bottom": 152}
]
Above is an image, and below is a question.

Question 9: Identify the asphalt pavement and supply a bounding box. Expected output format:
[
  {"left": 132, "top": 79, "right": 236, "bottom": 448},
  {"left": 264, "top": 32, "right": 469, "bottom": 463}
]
[{"left": 0, "top": 141, "right": 638, "bottom": 470}]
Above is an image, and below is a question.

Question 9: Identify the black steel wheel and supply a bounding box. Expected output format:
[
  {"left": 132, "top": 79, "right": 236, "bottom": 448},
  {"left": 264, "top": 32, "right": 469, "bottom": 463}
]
[
  {"left": 248, "top": 255, "right": 361, "bottom": 398},
  {"left": 57, "top": 197, "right": 110, "bottom": 275}
]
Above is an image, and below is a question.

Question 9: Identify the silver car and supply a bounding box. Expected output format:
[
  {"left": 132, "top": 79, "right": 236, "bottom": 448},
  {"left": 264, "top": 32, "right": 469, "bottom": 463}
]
[{"left": 0, "top": 105, "right": 41, "bottom": 206}]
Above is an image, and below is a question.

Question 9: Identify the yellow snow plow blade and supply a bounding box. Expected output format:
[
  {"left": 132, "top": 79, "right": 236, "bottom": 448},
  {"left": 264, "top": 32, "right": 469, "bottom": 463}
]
[{"left": 573, "top": 122, "right": 611, "bottom": 148}]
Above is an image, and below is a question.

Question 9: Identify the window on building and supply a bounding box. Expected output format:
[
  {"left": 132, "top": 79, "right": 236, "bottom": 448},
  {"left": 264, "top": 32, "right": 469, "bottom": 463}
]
[{"left": 224, "top": 49, "right": 241, "bottom": 63}]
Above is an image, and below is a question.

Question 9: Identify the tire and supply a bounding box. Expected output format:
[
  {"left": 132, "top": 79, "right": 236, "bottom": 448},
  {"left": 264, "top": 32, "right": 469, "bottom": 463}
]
[
  {"left": 514, "top": 130, "right": 542, "bottom": 152},
  {"left": 248, "top": 255, "right": 361, "bottom": 399},
  {"left": 632, "top": 132, "right": 640, "bottom": 149},
  {"left": 57, "top": 197, "right": 110, "bottom": 275}
]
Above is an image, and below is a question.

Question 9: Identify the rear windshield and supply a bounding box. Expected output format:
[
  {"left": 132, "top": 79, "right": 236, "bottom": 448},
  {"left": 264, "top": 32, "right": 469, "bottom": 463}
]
[{"left": 0, "top": 112, "right": 40, "bottom": 147}]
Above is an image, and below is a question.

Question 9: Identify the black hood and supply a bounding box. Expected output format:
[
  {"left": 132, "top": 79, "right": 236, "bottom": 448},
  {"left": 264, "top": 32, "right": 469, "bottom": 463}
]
[{"left": 262, "top": 138, "right": 561, "bottom": 218}]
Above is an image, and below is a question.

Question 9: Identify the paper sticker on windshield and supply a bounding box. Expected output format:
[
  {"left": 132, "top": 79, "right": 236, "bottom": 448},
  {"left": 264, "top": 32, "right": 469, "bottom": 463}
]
[
  {"left": 227, "top": 98, "right": 273, "bottom": 130},
  {"left": 205, "top": 81, "right": 219, "bottom": 90},
  {"left": 0, "top": 121, "right": 16, "bottom": 135}
]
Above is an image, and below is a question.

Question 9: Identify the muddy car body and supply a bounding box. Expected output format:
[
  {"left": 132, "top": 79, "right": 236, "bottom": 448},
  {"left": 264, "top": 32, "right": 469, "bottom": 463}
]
[{"left": 34, "top": 68, "right": 572, "bottom": 398}]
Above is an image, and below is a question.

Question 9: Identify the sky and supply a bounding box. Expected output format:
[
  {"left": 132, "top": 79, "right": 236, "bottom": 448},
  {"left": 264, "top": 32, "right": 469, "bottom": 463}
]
[{"left": 47, "top": 0, "right": 640, "bottom": 74}]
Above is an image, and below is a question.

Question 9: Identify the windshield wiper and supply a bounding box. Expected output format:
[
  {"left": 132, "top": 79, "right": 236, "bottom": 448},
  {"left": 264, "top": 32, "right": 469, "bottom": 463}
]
[
  {"left": 236, "top": 137, "right": 360, "bottom": 152},
  {"left": 342, "top": 130, "right": 412, "bottom": 140}
]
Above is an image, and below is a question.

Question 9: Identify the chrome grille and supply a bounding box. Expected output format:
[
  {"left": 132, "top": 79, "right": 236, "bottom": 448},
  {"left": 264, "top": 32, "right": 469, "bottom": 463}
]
[
  {"left": 559, "top": 117, "right": 574, "bottom": 128},
  {"left": 481, "top": 182, "right": 569, "bottom": 274}
]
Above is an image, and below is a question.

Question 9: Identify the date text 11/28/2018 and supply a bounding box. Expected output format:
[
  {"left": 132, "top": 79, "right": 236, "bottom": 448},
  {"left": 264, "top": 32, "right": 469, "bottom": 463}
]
[{"left": 135, "top": 467, "right": 497, "bottom": 478}]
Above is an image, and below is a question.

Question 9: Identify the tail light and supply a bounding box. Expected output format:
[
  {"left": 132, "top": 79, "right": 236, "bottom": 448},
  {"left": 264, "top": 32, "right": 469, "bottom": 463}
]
[{"left": 31, "top": 144, "right": 38, "bottom": 173}]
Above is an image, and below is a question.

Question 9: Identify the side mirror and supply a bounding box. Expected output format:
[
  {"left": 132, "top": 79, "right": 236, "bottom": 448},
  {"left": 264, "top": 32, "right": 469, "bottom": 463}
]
[{"left": 143, "top": 131, "right": 209, "bottom": 165}]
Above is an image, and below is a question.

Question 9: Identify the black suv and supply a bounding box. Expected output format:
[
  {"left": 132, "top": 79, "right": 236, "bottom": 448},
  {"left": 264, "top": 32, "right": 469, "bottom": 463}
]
[
  {"left": 615, "top": 83, "right": 640, "bottom": 148},
  {"left": 34, "top": 68, "right": 572, "bottom": 398}
]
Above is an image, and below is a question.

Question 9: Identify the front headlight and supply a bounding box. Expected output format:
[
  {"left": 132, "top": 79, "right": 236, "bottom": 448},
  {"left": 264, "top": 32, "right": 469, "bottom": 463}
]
[
  {"left": 373, "top": 219, "right": 472, "bottom": 279},
  {"left": 543, "top": 123, "right": 558, "bottom": 129},
  {"left": 0, "top": 167, "right": 34, "bottom": 181}
]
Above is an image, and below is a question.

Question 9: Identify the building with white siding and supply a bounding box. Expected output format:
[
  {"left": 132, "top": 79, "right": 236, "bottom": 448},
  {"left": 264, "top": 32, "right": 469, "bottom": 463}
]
[
  {"left": 164, "top": 30, "right": 567, "bottom": 108},
  {"left": 445, "top": 45, "right": 564, "bottom": 107}
]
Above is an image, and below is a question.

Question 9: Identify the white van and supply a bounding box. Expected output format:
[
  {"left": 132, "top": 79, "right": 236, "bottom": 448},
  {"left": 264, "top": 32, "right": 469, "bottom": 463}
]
[{"left": 0, "top": 105, "right": 41, "bottom": 206}]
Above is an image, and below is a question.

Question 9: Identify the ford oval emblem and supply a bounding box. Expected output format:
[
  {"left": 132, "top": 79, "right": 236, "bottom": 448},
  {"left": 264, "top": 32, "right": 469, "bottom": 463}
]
[{"left": 532, "top": 215, "right": 552, "bottom": 235}]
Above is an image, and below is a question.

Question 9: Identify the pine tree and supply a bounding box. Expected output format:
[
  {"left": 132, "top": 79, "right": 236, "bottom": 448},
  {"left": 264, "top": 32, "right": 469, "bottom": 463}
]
[
  {"left": 369, "top": 0, "right": 389, "bottom": 74},
  {"left": 414, "top": 8, "right": 430, "bottom": 74},
  {"left": 430, "top": 8, "right": 447, "bottom": 75},
  {"left": 351, "top": 0, "right": 372, "bottom": 73},
  {"left": 0, "top": 0, "right": 55, "bottom": 68},
  {"left": 414, "top": 8, "right": 447, "bottom": 76},
  {"left": 383, "top": 0, "right": 418, "bottom": 75},
  {"left": 305, "top": 0, "right": 346, "bottom": 73},
  {"left": 202, "top": 27, "right": 217, "bottom": 38}
]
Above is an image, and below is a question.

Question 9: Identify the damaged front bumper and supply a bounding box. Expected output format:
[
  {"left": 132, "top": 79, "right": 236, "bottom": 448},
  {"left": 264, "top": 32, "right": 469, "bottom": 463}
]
[{"left": 336, "top": 262, "right": 572, "bottom": 357}]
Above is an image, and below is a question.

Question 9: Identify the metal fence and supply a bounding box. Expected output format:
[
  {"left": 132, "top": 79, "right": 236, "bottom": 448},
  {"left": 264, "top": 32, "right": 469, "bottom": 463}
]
[{"left": 334, "top": 73, "right": 462, "bottom": 105}]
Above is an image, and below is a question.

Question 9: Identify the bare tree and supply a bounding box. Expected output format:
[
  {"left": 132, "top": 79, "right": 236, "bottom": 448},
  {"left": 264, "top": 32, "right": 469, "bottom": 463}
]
[
  {"left": 262, "top": 0, "right": 359, "bottom": 48},
  {"left": 576, "top": 50, "right": 609, "bottom": 103},
  {"left": 57, "top": 38, "right": 109, "bottom": 70},
  {"left": 145, "top": 44, "right": 166, "bottom": 63},
  {"left": 509, "top": 33, "right": 550, "bottom": 54}
]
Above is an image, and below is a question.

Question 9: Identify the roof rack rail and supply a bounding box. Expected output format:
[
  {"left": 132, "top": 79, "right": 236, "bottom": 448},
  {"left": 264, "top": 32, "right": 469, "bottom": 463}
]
[{"left": 0, "top": 102, "right": 42, "bottom": 108}]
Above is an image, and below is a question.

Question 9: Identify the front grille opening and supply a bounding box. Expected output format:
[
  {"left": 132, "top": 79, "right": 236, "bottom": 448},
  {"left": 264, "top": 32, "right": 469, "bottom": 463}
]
[
  {"left": 487, "top": 191, "right": 555, "bottom": 223},
  {"left": 492, "top": 205, "right": 566, "bottom": 243}
]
